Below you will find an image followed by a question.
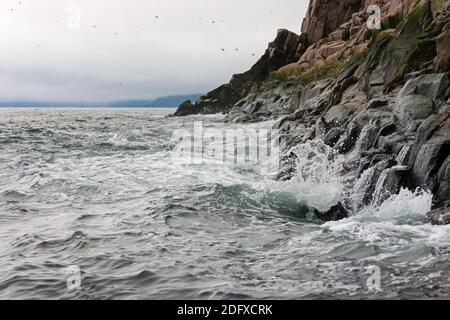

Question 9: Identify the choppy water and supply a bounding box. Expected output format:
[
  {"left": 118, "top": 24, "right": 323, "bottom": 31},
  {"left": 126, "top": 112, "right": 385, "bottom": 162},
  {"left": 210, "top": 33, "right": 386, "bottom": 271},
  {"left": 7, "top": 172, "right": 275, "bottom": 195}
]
[{"left": 0, "top": 108, "right": 449, "bottom": 300}]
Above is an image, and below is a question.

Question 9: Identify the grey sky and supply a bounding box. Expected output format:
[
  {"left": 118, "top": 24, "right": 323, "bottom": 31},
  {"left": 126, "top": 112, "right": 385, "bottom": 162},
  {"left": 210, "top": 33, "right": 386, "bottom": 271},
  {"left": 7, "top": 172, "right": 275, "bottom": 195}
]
[{"left": 0, "top": 0, "right": 309, "bottom": 102}]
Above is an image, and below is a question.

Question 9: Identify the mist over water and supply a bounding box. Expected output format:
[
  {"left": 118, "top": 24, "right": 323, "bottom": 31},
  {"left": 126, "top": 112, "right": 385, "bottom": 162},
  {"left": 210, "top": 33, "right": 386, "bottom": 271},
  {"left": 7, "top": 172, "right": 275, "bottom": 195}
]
[{"left": 0, "top": 108, "right": 449, "bottom": 299}]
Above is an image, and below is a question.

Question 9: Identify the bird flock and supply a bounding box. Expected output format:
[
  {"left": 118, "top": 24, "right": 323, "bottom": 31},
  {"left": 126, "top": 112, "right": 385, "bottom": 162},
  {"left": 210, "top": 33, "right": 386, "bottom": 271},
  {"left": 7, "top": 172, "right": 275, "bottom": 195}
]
[
  {"left": 6, "top": 1, "right": 281, "bottom": 57},
  {"left": 5, "top": 1, "right": 302, "bottom": 90}
]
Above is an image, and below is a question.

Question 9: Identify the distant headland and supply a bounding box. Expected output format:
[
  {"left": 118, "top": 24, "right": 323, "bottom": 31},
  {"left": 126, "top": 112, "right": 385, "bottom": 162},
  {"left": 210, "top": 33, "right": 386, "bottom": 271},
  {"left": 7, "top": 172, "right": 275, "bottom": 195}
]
[{"left": 0, "top": 94, "right": 203, "bottom": 108}]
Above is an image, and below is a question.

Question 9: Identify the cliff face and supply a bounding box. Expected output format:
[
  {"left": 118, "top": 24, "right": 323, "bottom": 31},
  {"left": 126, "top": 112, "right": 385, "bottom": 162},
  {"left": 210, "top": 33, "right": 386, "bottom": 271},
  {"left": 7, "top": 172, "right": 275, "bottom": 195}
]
[
  {"left": 301, "top": 0, "right": 364, "bottom": 44},
  {"left": 174, "top": 0, "right": 450, "bottom": 222}
]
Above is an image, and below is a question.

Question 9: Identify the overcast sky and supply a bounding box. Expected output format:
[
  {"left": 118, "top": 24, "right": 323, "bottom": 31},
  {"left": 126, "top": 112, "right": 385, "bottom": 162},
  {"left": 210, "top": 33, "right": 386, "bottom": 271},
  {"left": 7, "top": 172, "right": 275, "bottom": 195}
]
[{"left": 0, "top": 0, "right": 309, "bottom": 102}]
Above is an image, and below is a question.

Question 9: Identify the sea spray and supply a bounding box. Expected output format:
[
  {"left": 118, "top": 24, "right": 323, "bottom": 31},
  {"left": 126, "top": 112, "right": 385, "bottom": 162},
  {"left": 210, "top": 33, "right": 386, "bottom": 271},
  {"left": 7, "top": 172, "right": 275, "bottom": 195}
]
[{"left": 0, "top": 109, "right": 447, "bottom": 299}]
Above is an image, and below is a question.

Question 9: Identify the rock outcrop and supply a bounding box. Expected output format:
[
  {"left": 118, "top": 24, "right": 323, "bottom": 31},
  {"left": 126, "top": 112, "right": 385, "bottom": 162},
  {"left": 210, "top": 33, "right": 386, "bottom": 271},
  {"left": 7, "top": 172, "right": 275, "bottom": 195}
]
[
  {"left": 301, "top": 0, "right": 364, "bottom": 45},
  {"left": 174, "top": 0, "right": 450, "bottom": 223}
]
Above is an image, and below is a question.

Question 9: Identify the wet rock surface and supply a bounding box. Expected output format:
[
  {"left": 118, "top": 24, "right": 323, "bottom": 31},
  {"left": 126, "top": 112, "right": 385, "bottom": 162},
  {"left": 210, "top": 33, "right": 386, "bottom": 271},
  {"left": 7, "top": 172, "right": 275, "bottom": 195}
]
[
  {"left": 174, "top": 0, "right": 450, "bottom": 222},
  {"left": 427, "top": 206, "right": 450, "bottom": 225},
  {"left": 314, "top": 202, "right": 350, "bottom": 222}
]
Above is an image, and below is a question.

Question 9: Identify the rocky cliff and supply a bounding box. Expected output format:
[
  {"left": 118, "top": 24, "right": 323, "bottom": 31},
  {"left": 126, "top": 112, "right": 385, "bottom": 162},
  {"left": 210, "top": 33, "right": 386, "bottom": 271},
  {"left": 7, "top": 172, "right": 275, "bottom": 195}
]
[{"left": 174, "top": 0, "right": 450, "bottom": 223}]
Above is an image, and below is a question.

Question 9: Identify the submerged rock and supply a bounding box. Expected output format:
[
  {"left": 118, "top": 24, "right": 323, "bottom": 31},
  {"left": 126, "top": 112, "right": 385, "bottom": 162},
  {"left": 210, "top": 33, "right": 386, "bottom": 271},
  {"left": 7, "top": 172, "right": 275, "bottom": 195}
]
[{"left": 314, "top": 202, "right": 349, "bottom": 222}]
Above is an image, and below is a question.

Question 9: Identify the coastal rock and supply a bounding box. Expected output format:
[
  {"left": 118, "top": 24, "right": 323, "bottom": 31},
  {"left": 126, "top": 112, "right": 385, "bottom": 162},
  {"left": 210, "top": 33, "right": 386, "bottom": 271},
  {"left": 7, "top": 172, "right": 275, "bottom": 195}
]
[
  {"left": 323, "top": 128, "right": 345, "bottom": 147},
  {"left": 436, "top": 156, "right": 450, "bottom": 204},
  {"left": 174, "top": 84, "right": 239, "bottom": 116},
  {"left": 414, "top": 115, "right": 440, "bottom": 145},
  {"left": 427, "top": 207, "right": 450, "bottom": 225},
  {"left": 437, "top": 27, "right": 450, "bottom": 72},
  {"left": 413, "top": 121, "right": 450, "bottom": 189},
  {"left": 372, "top": 166, "right": 409, "bottom": 205},
  {"left": 225, "top": 83, "right": 301, "bottom": 123},
  {"left": 314, "top": 202, "right": 349, "bottom": 222},
  {"left": 398, "top": 73, "right": 449, "bottom": 101},
  {"left": 394, "top": 94, "right": 434, "bottom": 123},
  {"left": 174, "top": 100, "right": 196, "bottom": 116},
  {"left": 174, "top": 0, "right": 450, "bottom": 223},
  {"left": 301, "top": 0, "right": 363, "bottom": 45},
  {"left": 359, "top": 159, "right": 397, "bottom": 206},
  {"left": 334, "top": 123, "right": 359, "bottom": 154}
]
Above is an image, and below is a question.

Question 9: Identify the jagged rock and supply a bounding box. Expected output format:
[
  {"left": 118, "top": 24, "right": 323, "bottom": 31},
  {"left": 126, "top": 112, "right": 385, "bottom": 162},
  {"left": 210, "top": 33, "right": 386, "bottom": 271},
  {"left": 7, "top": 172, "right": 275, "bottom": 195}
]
[
  {"left": 350, "top": 107, "right": 395, "bottom": 133},
  {"left": 357, "top": 150, "right": 389, "bottom": 178},
  {"left": 413, "top": 143, "right": 446, "bottom": 188},
  {"left": 427, "top": 207, "right": 450, "bottom": 225},
  {"left": 437, "top": 27, "right": 450, "bottom": 72},
  {"left": 366, "top": 98, "right": 389, "bottom": 109},
  {"left": 314, "top": 202, "right": 349, "bottom": 222},
  {"left": 377, "top": 133, "right": 407, "bottom": 154},
  {"left": 394, "top": 95, "right": 434, "bottom": 123},
  {"left": 359, "top": 159, "right": 397, "bottom": 205},
  {"left": 174, "top": 100, "right": 196, "bottom": 116},
  {"left": 414, "top": 115, "right": 440, "bottom": 145},
  {"left": 291, "top": 80, "right": 334, "bottom": 113},
  {"left": 323, "top": 128, "right": 345, "bottom": 147},
  {"left": 378, "top": 123, "right": 397, "bottom": 137},
  {"left": 334, "top": 123, "right": 359, "bottom": 154},
  {"left": 358, "top": 121, "right": 381, "bottom": 152},
  {"left": 174, "top": 84, "right": 239, "bottom": 116},
  {"left": 315, "top": 117, "right": 329, "bottom": 139},
  {"left": 276, "top": 152, "right": 299, "bottom": 181},
  {"left": 372, "top": 166, "right": 409, "bottom": 204},
  {"left": 301, "top": 0, "right": 363, "bottom": 45},
  {"left": 396, "top": 144, "right": 413, "bottom": 166},
  {"left": 324, "top": 103, "right": 359, "bottom": 126},
  {"left": 436, "top": 155, "right": 450, "bottom": 205},
  {"left": 413, "top": 121, "right": 450, "bottom": 189},
  {"left": 357, "top": 158, "right": 371, "bottom": 178},
  {"left": 398, "top": 73, "right": 449, "bottom": 101},
  {"left": 225, "top": 84, "right": 302, "bottom": 122}
]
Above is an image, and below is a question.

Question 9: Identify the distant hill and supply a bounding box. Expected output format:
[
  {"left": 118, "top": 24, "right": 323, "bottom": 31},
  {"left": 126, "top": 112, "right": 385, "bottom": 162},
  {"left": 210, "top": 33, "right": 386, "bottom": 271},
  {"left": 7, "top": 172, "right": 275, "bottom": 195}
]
[
  {"left": 106, "top": 94, "right": 202, "bottom": 108},
  {"left": 107, "top": 94, "right": 203, "bottom": 108},
  {"left": 0, "top": 94, "right": 203, "bottom": 108}
]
